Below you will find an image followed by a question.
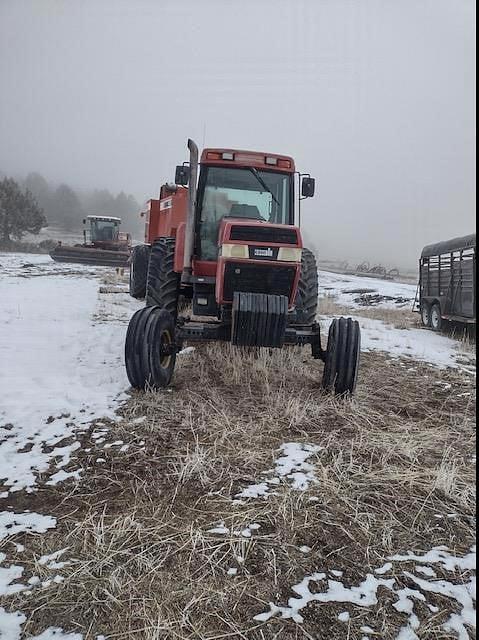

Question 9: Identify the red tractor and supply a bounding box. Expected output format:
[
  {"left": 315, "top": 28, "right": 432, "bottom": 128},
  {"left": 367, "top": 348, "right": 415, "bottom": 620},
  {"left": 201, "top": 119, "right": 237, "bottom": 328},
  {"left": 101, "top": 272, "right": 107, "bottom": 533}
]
[{"left": 126, "top": 140, "right": 360, "bottom": 394}]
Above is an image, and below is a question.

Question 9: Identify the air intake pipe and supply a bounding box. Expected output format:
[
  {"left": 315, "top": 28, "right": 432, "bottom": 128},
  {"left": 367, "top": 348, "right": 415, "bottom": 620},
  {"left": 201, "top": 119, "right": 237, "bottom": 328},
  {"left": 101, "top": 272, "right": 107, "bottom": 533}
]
[{"left": 183, "top": 138, "right": 199, "bottom": 277}]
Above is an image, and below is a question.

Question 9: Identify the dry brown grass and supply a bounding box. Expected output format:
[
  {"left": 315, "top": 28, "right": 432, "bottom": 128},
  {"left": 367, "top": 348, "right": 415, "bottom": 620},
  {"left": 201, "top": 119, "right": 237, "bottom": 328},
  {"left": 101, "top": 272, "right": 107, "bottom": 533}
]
[{"left": 1, "top": 342, "right": 476, "bottom": 639}]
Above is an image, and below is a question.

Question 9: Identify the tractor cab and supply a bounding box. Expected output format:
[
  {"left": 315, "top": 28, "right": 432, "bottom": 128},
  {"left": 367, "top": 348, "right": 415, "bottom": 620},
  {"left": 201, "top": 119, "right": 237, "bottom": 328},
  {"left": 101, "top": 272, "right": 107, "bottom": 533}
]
[
  {"left": 85, "top": 216, "right": 121, "bottom": 244},
  {"left": 83, "top": 215, "right": 130, "bottom": 251},
  {"left": 175, "top": 146, "right": 315, "bottom": 265}
]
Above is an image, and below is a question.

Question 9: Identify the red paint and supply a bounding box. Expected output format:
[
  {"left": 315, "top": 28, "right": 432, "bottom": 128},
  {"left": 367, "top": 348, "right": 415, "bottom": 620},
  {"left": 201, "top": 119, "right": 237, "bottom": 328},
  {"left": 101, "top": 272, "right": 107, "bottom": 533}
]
[
  {"left": 174, "top": 222, "right": 186, "bottom": 273},
  {"left": 144, "top": 187, "right": 188, "bottom": 245},
  {"left": 201, "top": 148, "right": 296, "bottom": 173}
]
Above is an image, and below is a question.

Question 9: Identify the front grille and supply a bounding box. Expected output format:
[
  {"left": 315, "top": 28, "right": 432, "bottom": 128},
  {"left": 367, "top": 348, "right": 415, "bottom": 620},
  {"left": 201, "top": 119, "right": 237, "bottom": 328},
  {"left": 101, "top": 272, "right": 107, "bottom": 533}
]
[
  {"left": 230, "top": 225, "right": 298, "bottom": 245},
  {"left": 223, "top": 262, "right": 296, "bottom": 302}
]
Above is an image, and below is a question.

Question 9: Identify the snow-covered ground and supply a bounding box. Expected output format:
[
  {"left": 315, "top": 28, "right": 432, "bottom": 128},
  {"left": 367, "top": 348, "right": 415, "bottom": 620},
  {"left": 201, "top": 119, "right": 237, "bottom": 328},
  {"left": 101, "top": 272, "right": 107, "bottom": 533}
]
[
  {"left": 0, "top": 254, "right": 140, "bottom": 494},
  {"left": 319, "top": 270, "right": 475, "bottom": 373},
  {"left": 319, "top": 269, "right": 418, "bottom": 309}
]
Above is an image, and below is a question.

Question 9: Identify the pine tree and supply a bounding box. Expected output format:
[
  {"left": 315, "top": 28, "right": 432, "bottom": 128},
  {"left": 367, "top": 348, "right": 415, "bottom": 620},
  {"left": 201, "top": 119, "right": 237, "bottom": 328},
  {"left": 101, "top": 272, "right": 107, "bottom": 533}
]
[{"left": 0, "top": 177, "right": 46, "bottom": 246}]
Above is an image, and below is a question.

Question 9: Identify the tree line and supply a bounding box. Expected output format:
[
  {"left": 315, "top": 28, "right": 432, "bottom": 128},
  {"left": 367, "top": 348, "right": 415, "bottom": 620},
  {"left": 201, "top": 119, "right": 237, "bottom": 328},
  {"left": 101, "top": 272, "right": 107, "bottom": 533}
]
[
  {"left": 0, "top": 171, "right": 144, "bottom": 248},
  {"left": 21, "top": 172, "right": 142, "bottom": 235}
]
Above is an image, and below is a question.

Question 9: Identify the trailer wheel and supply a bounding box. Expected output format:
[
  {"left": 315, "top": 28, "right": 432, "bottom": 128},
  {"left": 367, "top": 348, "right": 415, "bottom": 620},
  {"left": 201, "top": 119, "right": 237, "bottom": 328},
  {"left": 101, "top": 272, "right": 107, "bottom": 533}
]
[
  {"left": 421, "top": 303, "right": 432, "bottom": 327},
  {"left": 322, "top": 317, "right": 361, "bottom": 395},
  {"left": 292, "top": 248, "right": 319, "bottom": 324},
  {"left": 125, "top": 306, "right": 177, "bottom": 389},
  {"left": 146, "top": 237, "right": 180, "bottom": 317},
  {"left": 430, "top": 303, "right": 443, "bottom": 332},
  {"left": 129, "top": 244, "right": 150, "bottom": 299}
]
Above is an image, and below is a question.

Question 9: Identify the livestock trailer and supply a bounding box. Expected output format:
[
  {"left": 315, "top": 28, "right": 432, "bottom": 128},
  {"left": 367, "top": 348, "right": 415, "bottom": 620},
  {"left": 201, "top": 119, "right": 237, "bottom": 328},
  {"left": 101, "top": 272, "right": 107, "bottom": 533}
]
[{"left": 418, "top": 233, "right": 476, "bottom": 330}]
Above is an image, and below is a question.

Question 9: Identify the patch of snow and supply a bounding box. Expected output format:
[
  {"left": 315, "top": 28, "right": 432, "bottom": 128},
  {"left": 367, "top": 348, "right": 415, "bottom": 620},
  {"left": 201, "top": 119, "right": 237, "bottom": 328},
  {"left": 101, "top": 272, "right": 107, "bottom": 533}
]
[
  {"left": 254, "top": 545, "right": 476, "bottom": 636},
  {"left": 273, "top": 443, "right": 323, "bottom": 490},
  {"left": 103, "top": 441, "right": 123, "bottom": 449},
  {"left": 235, "top": 482, "right": 270, "bottom": 499},
  {"left": 46, "top": 468, "right": 82, "bottom": 486},
  {"left": 0, "top": 553, "right": 25, "bottom": 595},
  {"left": 299, "top": 546, "right": 312, "bottom": 553},
  {"left": 29, "top": 629, "right": 82, "bottom": 639},
  {"left": 38, "top": 548, "right": 70, "bottom": 570},
  {"left": 0, "top": 607, "right": 26, "bottom": 640},
  {"left": 374, "top": 562, "right": 393, "bottom": 575},
  {"left": 389, "top": 545, "right": 476, "bottom": 572},
  {"left": 236, "top": 442, "right": 322, "bottom": 499},
  {"left": 227, "top": 567, "right": 238, "bottom": 576},
  {"left": 408, "top": 571, "right": 475, "bottom": 639},
  {"left": 415, "top": 566, "right": 437, "bottom": 577},
  {"left": 0, "top": 512, "right": 56, "bottom": 541},
  {"left": 179, "top": 346, "right": 195, "bottom": 355},
  {"left": 338, "top": 611, "right": 350, "bottom": 622},
  {"left": 207, "top": 523, "right": 229, "bottom": 535}
]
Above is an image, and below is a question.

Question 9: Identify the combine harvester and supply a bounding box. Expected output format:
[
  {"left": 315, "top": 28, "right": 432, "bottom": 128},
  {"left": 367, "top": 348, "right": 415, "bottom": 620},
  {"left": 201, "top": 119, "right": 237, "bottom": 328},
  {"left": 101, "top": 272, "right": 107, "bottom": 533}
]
[
  {"left": 50, "top": 215, "right": 131, "bottom": 267},
  {"left": 126, "top": 140, "right": 361, "bottom": 395}
]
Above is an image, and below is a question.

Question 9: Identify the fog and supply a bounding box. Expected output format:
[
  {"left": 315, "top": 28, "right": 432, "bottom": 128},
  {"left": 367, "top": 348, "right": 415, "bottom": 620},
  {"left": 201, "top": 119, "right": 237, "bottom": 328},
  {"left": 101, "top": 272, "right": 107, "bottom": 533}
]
[{"left": 0, "top": 0, "right": 475, "bottom": 269}]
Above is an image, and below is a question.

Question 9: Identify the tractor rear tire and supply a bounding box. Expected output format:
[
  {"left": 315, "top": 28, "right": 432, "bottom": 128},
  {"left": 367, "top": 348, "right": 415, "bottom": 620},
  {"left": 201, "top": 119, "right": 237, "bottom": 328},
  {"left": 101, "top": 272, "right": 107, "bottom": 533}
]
[
  {"left": 129, "top": 244, "right": 150, "bottom": 299},
  {"left": 293, "top": 248, "right": 319, "bottom": 325},
  {"left": 125, "top": 306, "right": 177, "bottom": 389},
  {"left": 322, "top": 317, "right": 361, "bottom": 395},
  {"left": 145, "top": 237, "right": 180, "bottom": 317}
]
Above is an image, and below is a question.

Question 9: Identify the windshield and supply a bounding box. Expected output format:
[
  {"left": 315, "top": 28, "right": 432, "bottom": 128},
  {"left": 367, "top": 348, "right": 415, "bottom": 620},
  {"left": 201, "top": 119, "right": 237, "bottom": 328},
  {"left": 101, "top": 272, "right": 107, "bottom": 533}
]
[
  {"left": 197, "top": 166, "right": 292, "bottom": 260},
  {"left": 89, "top": 219, "right": 119, "bottom": 242}
]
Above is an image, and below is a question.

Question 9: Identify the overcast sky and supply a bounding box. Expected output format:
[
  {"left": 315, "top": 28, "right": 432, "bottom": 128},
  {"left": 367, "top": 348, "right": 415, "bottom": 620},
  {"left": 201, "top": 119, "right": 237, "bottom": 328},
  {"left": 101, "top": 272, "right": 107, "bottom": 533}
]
[{"left": 0, "top": 0, "right": 475, "bottom": 268}]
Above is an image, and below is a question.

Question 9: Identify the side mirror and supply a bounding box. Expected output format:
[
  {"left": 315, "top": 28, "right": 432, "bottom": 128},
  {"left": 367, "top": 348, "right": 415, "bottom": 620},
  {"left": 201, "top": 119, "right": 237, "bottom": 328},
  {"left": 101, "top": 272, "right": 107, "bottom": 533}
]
[
  {"left": 82, "top": 218, "right": 86, "bottom": 225},
  {"left": 301, "top": 176, "right": 315, "bottom": 198},
  {"left": 175, "top": 165, "right": 190, "bottom": 186}
]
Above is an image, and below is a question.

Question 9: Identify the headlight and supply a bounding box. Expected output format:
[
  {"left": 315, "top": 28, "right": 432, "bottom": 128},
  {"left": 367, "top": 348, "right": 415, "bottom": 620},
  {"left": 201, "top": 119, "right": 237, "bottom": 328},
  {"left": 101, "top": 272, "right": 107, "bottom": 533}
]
[
  {"left": 278, "top": 247, "right": 302, "bottom": 262},
  {"left": 221, "top": 244, "right": 249, "bottom": 259}
]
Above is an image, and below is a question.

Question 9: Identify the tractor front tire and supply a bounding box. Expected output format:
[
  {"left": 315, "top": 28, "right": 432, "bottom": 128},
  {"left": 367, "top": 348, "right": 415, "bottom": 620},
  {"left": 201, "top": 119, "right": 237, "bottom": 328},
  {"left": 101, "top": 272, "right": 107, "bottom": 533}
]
[
  {"left": 322, "top": 317, "right": 361, "bottom": 395},
  {"left": 293, "top": 248, "right": 319, "bottom": 325},
  {"left": 125, "top": 306, "right": 177, "bottom": 389},
  {"left": 146, "top": 237, "right": 180, "bottom": 316},
  {"left": 129, "top": 244, "right": 150, "bottom": 299}
]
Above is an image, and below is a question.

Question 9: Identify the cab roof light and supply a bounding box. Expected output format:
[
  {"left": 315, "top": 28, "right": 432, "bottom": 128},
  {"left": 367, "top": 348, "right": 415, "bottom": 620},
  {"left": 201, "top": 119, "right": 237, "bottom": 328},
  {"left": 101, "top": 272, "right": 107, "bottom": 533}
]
[
  {"left": 277, "top": 159, "right": 291, "bottom": 169},
  {"left": 265, "top": 156, "right": 278, "bottom": 165},
  {"left": 207, "top": 152, "right": 221, "bottom": 160},
  {"left": 222, "top": 152, "right": 235, "bottom": 160}
]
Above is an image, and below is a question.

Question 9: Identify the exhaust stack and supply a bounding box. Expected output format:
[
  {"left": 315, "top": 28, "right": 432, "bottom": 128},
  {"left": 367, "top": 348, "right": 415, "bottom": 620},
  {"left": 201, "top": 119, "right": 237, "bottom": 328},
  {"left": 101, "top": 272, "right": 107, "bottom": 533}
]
[{"left": 183, "top": 138, "right": 199, "bottom": 277}]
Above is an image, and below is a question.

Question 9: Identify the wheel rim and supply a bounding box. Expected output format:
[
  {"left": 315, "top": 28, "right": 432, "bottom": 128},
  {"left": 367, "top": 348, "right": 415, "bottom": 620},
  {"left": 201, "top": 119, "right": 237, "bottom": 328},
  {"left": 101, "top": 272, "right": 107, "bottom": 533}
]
[
  {"left": 159, "top": 329, "right": 172, "bottom": 368},
  {"left": 431, "top": 308, "right": 440, "bottom": 328},
  {"left": 422, "top": 307, "right": 430, "bottom": 325}
]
